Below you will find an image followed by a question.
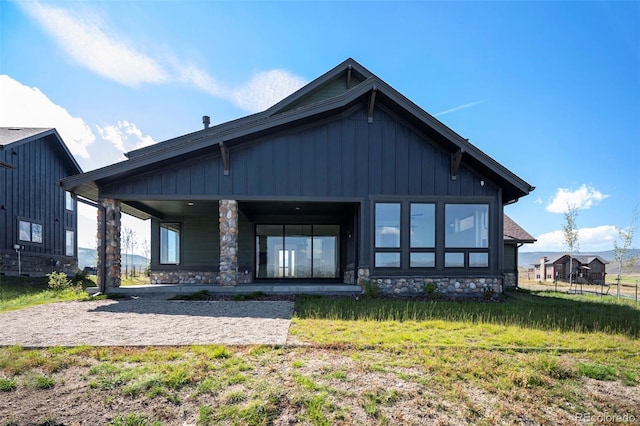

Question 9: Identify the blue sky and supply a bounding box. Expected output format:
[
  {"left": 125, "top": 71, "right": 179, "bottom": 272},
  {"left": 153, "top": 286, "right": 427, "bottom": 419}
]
[{"left": 1, "top": 0, "right": 639, "bottom": 254}]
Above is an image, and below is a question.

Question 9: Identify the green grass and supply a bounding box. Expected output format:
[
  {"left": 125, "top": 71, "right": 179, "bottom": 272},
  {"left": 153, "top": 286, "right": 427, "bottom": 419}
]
[
  {"left": 292, "top": 289, "right": 640, "bottom": 349},
  {"left": 0, "top": 276, "right": 91, "bottom": 312},
  {"left": 1, "top": 281, "right": 639, "bottom": 424}
]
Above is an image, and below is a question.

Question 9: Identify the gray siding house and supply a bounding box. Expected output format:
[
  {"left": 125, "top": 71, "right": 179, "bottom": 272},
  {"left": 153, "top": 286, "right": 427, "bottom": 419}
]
[
  {"left": 63, "top": 59, "right": 535, "bottom": 296},
  {"left": 1, "top": 128, "right": 82, "bottom": 276}
]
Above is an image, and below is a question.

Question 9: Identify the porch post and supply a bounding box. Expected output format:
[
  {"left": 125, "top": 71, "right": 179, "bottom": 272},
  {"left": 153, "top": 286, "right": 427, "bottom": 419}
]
[
  {"left": 219, "top": 200, "right": 238, "bottom": 286},
  {"left": 97, "top": 198, "right": 121, "bottom": 289}
]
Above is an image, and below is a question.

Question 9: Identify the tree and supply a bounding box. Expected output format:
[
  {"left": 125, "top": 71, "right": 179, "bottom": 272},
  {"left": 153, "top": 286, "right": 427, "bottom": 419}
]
[
  {"left": 613, "top": 206, "right": 638, "bottom": 298},
  {"left": 562, "top": 204, "right": 579, "bottom": 291},
  {"left": 121, "top": 227, "right": 137, "bottom": 278}
]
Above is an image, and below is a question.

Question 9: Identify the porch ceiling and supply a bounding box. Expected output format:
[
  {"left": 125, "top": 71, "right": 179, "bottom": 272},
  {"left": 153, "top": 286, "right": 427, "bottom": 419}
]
[{"left": 120, "top": 199, "right": 357, "bottom": 220}]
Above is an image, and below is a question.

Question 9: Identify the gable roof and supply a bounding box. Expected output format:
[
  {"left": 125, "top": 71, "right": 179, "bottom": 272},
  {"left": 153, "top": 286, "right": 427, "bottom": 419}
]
[
  {"left": 62, "top": 58, "right": 534, "bottom": 207},
  {"left": 545, "top": 254, "right": 609, "bottom": 266},
  {"left": 503, "top": 215, "right": 536, "bottom": 243},
  {"left": 0, "top": 127, "right": 82, "bottom": 174}
]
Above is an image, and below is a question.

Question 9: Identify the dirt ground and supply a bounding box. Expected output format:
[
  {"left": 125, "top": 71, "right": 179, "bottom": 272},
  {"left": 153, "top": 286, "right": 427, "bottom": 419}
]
[{"left": 2, "top": 348, "right": 639, "bottom": 426}]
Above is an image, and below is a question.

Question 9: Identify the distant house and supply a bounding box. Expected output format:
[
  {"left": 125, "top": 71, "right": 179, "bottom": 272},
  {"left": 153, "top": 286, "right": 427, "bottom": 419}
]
[
  {"left": 0, "top": 128, "right": 82, "bottom": 276},
  {"left": 63, "top": 58, "right": 535, "bottom": 296},
  {"left": 503, "top": 215, "right": 536, "bottom": 288},
  {"left": 534, "top": 255, "right": 608, "bottom": 285}
]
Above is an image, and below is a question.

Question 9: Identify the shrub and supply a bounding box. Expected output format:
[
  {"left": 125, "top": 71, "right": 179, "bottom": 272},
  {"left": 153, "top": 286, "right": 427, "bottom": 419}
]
[
  {"left": 362, "top": 279, "right": 381, "bottom": 299},
  {"left": 47, "top": 272, "right": 72, "bottom": 292}
]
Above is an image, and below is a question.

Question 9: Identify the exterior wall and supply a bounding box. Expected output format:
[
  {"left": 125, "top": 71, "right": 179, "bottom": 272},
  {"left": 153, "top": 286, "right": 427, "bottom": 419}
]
[
  {"left": 1, "top": 133, "right": 79, "bottom": 274},
  {"left": 101, "top": 105, "right": 502, "bottom": 282},
  {"left": 0, "top": 250, "right": 77, "bottom": 276}
]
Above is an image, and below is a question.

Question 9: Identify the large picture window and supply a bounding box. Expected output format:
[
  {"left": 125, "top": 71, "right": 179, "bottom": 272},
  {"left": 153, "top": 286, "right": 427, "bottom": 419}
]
[
  {"left": 160, "top": 223, "right": 180, "bottom": 264},
  {"left": 373, "top": 201, "right": 491, "bottom": 271},
  {"left": 18, "top": 219, "right": 43, "bottom": 244}
]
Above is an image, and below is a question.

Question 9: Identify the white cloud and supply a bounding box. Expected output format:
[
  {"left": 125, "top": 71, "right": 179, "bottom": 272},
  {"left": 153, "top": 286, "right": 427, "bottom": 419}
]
[
  {"left": 531, "top": 225, "right": 618, "bottom": 252},
  {"left": 229, "top": 69, "right": 307, "bottom": 112},
  {"left": 0, "top": 75, "right": 95, "bottom": 158},
  {"left": 96, "top": 121, "right": 156, "bottom": 153},
  {"left": 546, "top": 185, "right": 609, "bottom": 213},
  {"left": 20, "top": 2, "right": 169, "bottom": 86},
  {"left": 19, "top": 2, "right": 306, "bottom": 113}
]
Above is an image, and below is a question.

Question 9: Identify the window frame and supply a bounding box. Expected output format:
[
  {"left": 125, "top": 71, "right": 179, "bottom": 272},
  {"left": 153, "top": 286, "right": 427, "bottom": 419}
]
[
  {"left": 371, "top": 199, "right": 493, "bottom": 273},
  {"left": 17, "top": 218, "right": 44, "bottom": 245},
  {"left": 65, "top": 229, "right": 75, "bottom": 257},
  {"left": 159, "top": 222, "right": 181, "bottom": 265},
  {"left": 65, "top": 191, "right": 75, "bottom": 212}
]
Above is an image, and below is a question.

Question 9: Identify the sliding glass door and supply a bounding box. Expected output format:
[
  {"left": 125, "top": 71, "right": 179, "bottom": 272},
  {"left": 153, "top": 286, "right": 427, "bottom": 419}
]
[{"left": 256, "top": 224, "right": 339, "bottom": 279}]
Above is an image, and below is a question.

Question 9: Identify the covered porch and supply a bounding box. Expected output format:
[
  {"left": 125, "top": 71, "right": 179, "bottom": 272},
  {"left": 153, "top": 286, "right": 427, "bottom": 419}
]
[{"left": 95, "top": 198, "right": 362, "bottom": 292}]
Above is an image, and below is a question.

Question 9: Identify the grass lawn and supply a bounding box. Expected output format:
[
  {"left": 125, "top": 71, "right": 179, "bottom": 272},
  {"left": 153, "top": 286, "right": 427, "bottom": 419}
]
[{"left": 0, "top": 279, "right": 638, "bottom": 425}]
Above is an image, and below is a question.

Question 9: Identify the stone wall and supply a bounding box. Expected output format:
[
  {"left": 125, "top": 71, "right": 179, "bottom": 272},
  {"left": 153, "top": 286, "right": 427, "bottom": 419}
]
[
  {"left": 98, "top": 199, "right": 121, "bottom": 288},
  {"left": 0, "top": 251, "right": 78, "bottom": 276},
  {"left": 359, "top": 274, "right": 502, "bottom": 298},
  {"left": 503, "top": 272, "right": 517, "bottom": 288},
  {"left": 149, "top": 270, "right": 252, "bottom": 285},
  {"left": 219, "top": 200, "right": 239, "bottom": 286}
]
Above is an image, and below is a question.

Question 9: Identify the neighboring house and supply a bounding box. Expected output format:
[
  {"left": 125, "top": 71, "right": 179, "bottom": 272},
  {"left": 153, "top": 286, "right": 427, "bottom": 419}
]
[
  {"left": 0, "top": 128, "right": 82, "bottom": 276},
  {"left": 503, "top": 214, "right": 536, "bottom": 288},
  {"left": 534, "top": 255, "right": 608, "bottom": 285},
  {"left": 62, "top": 58, "right": 535, "bottom": 296}
]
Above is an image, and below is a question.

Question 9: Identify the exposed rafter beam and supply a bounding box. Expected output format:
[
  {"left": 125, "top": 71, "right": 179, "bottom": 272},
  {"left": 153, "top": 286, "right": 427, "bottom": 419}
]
[
  {"left": 346, "top": 64, "right": 352, "bottom": 89},
  {"left": 220, "top": 142, "right": 230, "bottom": 176},
  {"left": 368, "top": 86, "right": 378, "bottom": 124},
  {"left": 451, "top": 148, "right": 464, "bottom": 180}
]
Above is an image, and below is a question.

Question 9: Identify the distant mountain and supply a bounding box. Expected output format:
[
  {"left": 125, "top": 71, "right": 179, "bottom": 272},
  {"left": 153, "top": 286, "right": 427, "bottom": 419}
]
[
  {"left": 519, "top": 249, "right": 640, "bottom": 273},
  {"left": 78, "top": 247, "right": 149, "bottom": 270}
]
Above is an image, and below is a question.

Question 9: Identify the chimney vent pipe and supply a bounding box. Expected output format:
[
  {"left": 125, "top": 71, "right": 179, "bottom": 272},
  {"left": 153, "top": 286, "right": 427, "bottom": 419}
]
[{"left": 203, "top": 115, "right": 210, "bottom": 129}]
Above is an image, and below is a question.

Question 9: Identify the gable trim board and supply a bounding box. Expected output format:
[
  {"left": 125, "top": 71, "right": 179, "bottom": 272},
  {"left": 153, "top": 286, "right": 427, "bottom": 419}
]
[{"left": 62, "top": 58, "right": 535, "bottom": 296}]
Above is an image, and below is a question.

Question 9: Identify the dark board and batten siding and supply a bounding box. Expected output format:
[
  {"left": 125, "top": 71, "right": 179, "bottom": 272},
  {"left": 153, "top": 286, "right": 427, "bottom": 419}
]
[
  {"left": 1, "top": 134, "right": 77, "bottom": 258},
  {"left": 101, "top": 105, "right": 498, "bottom": 202}
]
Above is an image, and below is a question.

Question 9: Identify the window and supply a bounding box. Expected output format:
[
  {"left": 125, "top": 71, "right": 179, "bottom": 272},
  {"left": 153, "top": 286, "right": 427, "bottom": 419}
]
[
  {"left": 445, "top": 204, "right": 489, "bottom": 268},
  {"left": 65, "top": 191, "right": 74, "bottom": 211},
  {"left": 373, "top": 201, "right": 492, "bottom": 271},
  {"left": 18, "top": 220, "right": 43, "bottom": 244},
  {"left": 160, "top": 223, "right": 180, "bottom": 264},
  {"left": 410, "top": 203, "right": 435, "bottom": 268},
  {"left": 65, "top": 230, "right": 75, "bottom": 256},
  {"left": 374, "top": 203, "right": 401, "bottom": 267},
  {"left": 445, "top": 204, "right": 488, "bottom": 248}
]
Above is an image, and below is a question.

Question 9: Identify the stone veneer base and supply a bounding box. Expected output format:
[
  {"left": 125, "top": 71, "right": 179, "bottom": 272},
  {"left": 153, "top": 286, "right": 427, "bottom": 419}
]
[{"left": 359, "top": 273, "right": 503, "bottom": 297}]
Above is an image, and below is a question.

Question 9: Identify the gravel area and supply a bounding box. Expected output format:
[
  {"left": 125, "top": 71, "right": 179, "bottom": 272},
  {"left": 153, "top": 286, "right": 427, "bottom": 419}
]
[{"left": 0, "top": 298, "right": 294, "bottom": 346}]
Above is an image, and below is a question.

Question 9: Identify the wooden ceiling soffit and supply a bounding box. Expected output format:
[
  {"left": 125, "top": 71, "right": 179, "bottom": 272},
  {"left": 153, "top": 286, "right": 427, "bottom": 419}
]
[
  {"left": 368, "top": 86, "right": 378, "bottom": 124},
  {"left": 219, "top": 142, "right": 230, "bottom": 176},
  {"left": 451, "top": 148, "right": 464, "bottom": 180}
]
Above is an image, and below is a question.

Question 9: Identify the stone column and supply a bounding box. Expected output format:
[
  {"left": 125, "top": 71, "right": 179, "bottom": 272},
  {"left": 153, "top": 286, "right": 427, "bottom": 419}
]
[
  {"left": 97, "top": 199, "right": 121, "bottom": 289},
  {"left": 219, "top": 200, "right": 238, "bottom": 286}
]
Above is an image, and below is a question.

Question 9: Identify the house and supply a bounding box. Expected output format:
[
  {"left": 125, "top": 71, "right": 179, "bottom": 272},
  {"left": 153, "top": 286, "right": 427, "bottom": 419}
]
[
  {"left": 0, "top": 128, "right": 82, "bottom": 276},
  {"left": 503, "top": 214, "right": 536, "bottom": 288},
  {"left": 534, "top": 255, "right": 608, "bottom": 285},
  {"left": 62, "top": 58, "right": 535, "bottom": 296}
]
